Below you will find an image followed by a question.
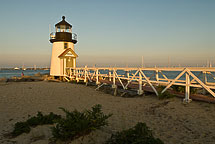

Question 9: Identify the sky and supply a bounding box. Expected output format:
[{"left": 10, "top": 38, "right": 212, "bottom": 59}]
[{"left": 0, "top": 0, "right": 214, "bottom": 68}]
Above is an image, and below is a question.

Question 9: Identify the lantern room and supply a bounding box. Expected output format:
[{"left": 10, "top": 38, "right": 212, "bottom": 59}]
[
  {"left": 50, "top": 16, "right": 77, "bottom": 44},
  {"left": 55, "top": 16, "right": 72, "bottom": 32}
]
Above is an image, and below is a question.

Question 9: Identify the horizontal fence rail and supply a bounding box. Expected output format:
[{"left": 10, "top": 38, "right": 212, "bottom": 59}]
[{"left": 64, "top": 67, "right": 215, "bottom": 103}]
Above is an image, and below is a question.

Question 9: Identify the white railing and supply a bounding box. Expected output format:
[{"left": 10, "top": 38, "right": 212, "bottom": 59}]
[
  {"left": 50, "top": 32, "right": 56, "bottom": 39},
  {"left": 50, "top": 32, "right": 77, "bottom": 41},
  {"left": 65, "top": 66, "right": 215, "bottom": 103}
]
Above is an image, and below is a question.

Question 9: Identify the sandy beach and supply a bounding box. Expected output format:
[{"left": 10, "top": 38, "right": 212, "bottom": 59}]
[{"left": 0, "top": 81, "right": 215, "bottom": 144}]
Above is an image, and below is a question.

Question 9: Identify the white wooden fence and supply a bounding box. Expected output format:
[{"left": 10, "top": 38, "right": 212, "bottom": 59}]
[{"left": 64, "top": 67, "right": 215, "bottom": 103}]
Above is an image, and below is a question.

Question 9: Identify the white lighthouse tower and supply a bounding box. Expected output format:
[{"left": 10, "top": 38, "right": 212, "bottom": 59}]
[{"left": 49, "top": 16, "right": 78, "bottom": 77}]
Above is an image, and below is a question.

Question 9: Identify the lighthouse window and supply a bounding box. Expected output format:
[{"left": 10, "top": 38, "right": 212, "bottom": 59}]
[
  {"left": 56, "top": 26, "right": 60, "bottom": 32},
  {"left": 64, "top": 43, "right": 68, "bottom": 49}
]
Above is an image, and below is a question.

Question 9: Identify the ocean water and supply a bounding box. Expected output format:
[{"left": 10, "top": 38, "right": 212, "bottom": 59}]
[
  {"left": 1, "top": 69, "right": 215, "bottom": 83},
  {"left": 97, "top": 69, "right": 215, "bottom": 83},
  {"left": 0, "top": 69, "right": 50, "bottom": 79}
]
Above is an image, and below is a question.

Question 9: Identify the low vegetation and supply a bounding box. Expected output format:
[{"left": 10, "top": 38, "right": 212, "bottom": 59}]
[
  {"left": 157, "top": 91, "right": 175, "bottom": 99},
  {"left": 51, "top": 104, "right": 112, "bottom": 141},
  {"left": 11, "top": 105, "right": 164, "bottom": 144},
  {"left": 171, "top": 85, "right": 185, "bottom": 93},
  {"left": 157, "top": 85, "right": 175, "bottom": 99},
  {"left": 12, "top": 112, "right": 61, "bottom": 137},
  {"left": 157, "top": 84, "right": 198, "bottom": 99},
  {"left": 105, "top": 122, "right": 164, "bottom": 144},
  {"left": 11, "top": 104, "right": 112, "bottom": 143},
  {"left": 171, "top": 85, "right": 197, "bottom": 94}
]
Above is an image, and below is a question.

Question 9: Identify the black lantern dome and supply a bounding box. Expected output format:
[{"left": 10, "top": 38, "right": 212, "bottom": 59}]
[
  {"left": 50, "top": 16, "right": 77, "bottom": 44},
  {"left": 55, "top": 16, "right": 72, "bottom": 29}
]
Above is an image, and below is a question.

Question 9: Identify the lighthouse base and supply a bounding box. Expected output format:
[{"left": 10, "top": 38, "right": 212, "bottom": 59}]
[{"left": 50, "top": 42, "right": 77, "bottom": 76}]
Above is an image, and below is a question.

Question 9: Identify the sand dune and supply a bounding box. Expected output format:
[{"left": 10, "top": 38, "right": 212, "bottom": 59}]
[{"left": 0, "top": 81, "right": 215, "bottom": 144}]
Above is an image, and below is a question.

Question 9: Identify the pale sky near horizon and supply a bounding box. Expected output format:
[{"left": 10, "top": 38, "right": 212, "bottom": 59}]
[{"left": 0, "top": 0, "right": 214, "bottom": 67}]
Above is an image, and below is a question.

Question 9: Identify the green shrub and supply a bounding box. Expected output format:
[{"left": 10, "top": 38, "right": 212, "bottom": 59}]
[
  {"left": 157, "top": 85, "right": 166, "bottom": 90},
  {"left": 105, "top": 122, "right": 164, "bottom": 144},
  {"left": 11, "top": 104, "right": 111, "bottom": 141},
  {"left": 27, "top": 112, "right": 61, "bottom": 127},
  {"left": 51, "top": 104, "right": 112, "bottom": 141},
  {"left": 157, "top": 85, "right": 175, "bottom": 99},
  {"left": 171, "top": 85, "right": 197, "bottom": 94},
  {"left": 171, "top": 85, "right": 185, "bottom": 93},
  {"left": 190, "top": 87, "right": 198, "bottom": 94},
  {"left": 157, "top": 91, "right": 175, "bottom": 99},
  {"left": 12, "top": 122, "right": 31, "bottom": 137},
  {"left": 12, "top": 112, "right": 61, "bottom": 137}
]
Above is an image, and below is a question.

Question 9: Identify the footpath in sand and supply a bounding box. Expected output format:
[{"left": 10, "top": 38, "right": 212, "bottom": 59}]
[{"left": 0, "top": 81, "right": 215, "bottom": 144}]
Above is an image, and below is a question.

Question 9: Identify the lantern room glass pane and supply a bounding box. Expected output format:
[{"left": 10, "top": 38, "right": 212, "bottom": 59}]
[{"left": 56, "top": 25, "right": 71, "bottom": 32}]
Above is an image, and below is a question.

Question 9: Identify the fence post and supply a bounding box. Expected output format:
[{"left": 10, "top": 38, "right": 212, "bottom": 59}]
[
  {"left": 73, "top": 68, "right": 76, "bottom": 76},
  {"left": 96, "top": 69, "right": 100, "bottom": 85},
  {"left": 184, "top": 72, "right": 192, "bottom": 103},
  {"left": 109, "top": 71, "right": 112, "bottom": 81},
  {"left": 155, "top": 70, "right": 159, "bottom": 82},
  {"left": 112, "top": 69, "right": 116, "bottom": 88},
  {"left": 76, "top": 69, "right": 79, "bottom": 82},
  {"left": 84, "top": 66, "right": 87, "bottom": 83},
  {"left": 203, "top": 71, "right": 207, "bottom": 95},
  {"left": 137, "top": 72, "right": 143, "bottom": 95},
  {"left": 127, "top": 70, "right": 130, "bottom": 79}
]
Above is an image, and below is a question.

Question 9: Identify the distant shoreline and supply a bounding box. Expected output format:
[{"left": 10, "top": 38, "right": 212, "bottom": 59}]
[
  {"left": 0, "top": 69, "right": 50, "bottom": 79},
  {"left": 0, "top": 68, "right": 50, "bottom": 70}
]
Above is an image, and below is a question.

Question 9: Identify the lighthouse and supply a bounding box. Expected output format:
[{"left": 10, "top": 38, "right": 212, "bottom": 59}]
[{"left": 49, "top": 16, "right": 78, "bottom": 77}]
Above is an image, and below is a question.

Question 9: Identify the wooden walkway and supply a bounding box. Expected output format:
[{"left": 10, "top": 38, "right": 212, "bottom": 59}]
[{"left": 64, "top": 67, "right": 215, "bottom": 103}]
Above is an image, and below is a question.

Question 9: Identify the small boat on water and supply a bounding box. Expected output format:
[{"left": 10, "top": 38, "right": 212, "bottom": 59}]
[{"left": 14, "top": 67, "right": 20, "bottom": 70}]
